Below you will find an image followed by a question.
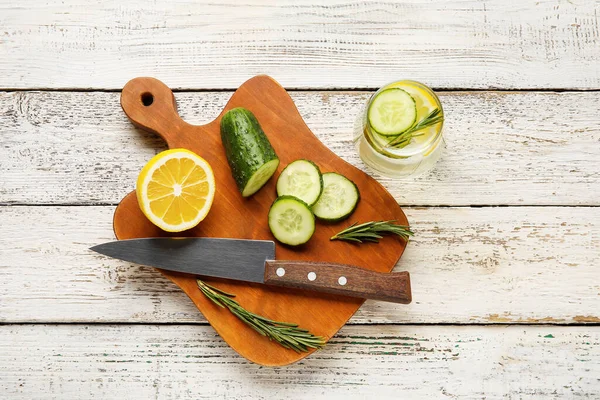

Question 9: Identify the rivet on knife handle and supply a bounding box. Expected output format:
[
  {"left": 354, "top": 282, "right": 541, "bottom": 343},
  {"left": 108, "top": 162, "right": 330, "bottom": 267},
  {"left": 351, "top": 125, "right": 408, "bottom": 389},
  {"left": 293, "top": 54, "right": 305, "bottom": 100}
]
[{"left": 264, "top": 260, "right": 412, "bottom": 304}]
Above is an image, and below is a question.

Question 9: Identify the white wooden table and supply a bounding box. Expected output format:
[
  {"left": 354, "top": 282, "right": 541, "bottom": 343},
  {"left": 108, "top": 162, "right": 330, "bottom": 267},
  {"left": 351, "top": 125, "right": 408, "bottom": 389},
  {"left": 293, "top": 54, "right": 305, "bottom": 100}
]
[{"left": 1, "top": 1, "right": 599, "bottom": 398}]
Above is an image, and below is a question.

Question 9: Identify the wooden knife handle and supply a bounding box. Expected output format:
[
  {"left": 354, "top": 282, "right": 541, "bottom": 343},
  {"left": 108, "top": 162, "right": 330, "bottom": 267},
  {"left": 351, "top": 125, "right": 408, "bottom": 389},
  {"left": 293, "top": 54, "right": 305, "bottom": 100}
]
[{"left": 264, "top": 260, "right": 411, "bottom": 304}]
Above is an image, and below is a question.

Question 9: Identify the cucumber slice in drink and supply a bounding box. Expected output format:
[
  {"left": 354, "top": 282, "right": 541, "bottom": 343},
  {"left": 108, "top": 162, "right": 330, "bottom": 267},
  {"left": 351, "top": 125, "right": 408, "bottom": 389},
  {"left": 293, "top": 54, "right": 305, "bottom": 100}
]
[
  {"left": 368, "top": 88, "right": 417, "bottom": 136},
  {"left": 276, "top": 159, "right": 323, "bottom": 207},
  {"left": 312, "top": 173, "right": 360, "bottom": 222},
  {"left": 268, "top": 196, "right": 315, "bottom": 246}
]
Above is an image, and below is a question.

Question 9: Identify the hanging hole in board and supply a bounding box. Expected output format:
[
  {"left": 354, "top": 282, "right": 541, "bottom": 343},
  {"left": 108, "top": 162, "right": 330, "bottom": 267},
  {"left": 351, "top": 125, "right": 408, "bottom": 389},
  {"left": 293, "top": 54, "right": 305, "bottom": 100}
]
[{"left": 141, "top": 92, "right": 154, "bottom": 106}]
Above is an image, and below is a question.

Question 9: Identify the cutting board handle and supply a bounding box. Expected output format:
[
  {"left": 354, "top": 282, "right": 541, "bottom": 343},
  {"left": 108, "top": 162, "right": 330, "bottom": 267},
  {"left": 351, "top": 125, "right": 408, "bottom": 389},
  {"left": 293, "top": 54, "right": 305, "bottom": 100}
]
[
  {"left": 264, "top": 260, "right": 412, "bottom": 304},
  {"left": 120, "top": 77, "right": 191, "bottom": 146}
]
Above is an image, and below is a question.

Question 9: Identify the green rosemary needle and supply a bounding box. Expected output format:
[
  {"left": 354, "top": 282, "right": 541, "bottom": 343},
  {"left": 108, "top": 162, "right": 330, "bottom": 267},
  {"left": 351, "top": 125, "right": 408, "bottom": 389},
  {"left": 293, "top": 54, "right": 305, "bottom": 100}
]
[
  {"left": 196, "top": 279, "right": 326, "bottom": 352},
  {"left": 385, "top": 108, "right": 443, "bottom": 149},
  {"left": 330, "top": 220, "right": 414, "bottom": 243}
]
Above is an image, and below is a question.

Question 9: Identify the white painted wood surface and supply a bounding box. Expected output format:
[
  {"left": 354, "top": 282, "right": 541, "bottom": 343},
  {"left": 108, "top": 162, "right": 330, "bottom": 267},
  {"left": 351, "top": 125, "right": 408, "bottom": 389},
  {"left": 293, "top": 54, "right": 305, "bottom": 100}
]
[
  {"left": 1, "top": 324, "right": 599, "bottom": 399},
  {"left": 0, "top": 0, "right": 599, "bottom": 90},
  {"left": 2, "top": 0, "right": 600, "bottom": 397},
  {"left": 1, "top": 90, "right": 599, "bottom": 206},
  {"left": 1, "top": 205, "right": 598, "bottom": 325}
]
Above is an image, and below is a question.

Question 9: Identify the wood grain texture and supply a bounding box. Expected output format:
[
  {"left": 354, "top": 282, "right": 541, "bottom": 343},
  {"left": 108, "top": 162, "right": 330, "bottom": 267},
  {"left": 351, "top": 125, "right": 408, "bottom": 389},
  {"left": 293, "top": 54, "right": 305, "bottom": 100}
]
[
  {"left": 1, "top": 324, "right": 599, "bottom": 399},
  {"left": 1, "top": 90, "right": 599, "bottom": 206},
  {"left": 0, "top": 0, "right": 599, "bottom": 90},
  {"left": 1, "top": 0, "right": 599, "bottom": 395},
  {"left": 113, "top": 76, "right": 409, "bottom": 366},
  {"left": 264, "top": 261, "right": 412, "bottom": 304},
  {"left": 1, "top": 205, "right": 598, "bottom": 325}
]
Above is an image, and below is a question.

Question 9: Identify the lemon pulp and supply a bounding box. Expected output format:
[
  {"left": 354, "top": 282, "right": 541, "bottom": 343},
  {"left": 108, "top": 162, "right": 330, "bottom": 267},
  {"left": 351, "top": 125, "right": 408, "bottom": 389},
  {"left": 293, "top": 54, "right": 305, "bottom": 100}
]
[{"left": 136, "top": 149, "right": 216, "bottom": 232}]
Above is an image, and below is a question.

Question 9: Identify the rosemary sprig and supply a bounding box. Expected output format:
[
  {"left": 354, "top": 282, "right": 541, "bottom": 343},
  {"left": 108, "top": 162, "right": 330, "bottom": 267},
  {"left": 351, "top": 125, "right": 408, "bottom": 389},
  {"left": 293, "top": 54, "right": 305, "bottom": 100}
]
[
  {"left": 330, "top": 220, "right": 414, "bottom": 243},
  {"left": 196, "top": 279, "right": 326, "bottom": 352},
  {"left": 385, "top": 108, "right": 443, "bottom": 149}
]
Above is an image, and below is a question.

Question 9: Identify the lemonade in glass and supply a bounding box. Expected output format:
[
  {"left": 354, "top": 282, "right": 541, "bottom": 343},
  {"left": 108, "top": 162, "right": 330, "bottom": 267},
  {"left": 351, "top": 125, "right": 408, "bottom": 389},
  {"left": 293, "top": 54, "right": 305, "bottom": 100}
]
[{"left": 355, "top": 80, "right": 444, "bottom": 178}]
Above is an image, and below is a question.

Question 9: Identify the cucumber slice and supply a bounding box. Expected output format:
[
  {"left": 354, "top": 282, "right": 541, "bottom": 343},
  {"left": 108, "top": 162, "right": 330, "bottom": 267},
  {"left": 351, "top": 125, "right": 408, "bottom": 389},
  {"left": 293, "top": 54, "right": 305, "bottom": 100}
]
[
  {"left": 368, "top": 88, "right": 417, "bottom": 136},
  {"left": 363, "top": 126, "right": 406, "bottom": 159},
  {"left": 276, "top": 159, "right": 323, "bottom": 207},
  {"left": 268, "top": 196, "right": 315, "bottom": 246},
  {"left": 312, "top": 173, "right": 360, "bottom": 222}
]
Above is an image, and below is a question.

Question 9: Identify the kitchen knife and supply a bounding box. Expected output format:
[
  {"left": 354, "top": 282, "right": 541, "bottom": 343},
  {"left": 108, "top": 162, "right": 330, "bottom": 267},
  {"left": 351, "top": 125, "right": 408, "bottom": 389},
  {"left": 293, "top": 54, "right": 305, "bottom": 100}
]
[{"left": 90, "top": 237, "right": 411, "bottom": 304}]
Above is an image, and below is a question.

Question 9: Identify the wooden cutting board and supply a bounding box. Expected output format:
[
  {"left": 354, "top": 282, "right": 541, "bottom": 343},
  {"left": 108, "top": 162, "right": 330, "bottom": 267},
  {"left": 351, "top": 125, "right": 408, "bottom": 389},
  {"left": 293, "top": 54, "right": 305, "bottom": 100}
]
[{"left": 114, "top": 75, "right": 409, "bottom": 366}]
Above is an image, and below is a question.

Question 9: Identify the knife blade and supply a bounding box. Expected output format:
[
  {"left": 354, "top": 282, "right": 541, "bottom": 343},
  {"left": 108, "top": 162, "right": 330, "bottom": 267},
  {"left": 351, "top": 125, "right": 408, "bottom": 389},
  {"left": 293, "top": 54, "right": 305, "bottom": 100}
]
[{"left": 91, "top": 237, "right": 411, "bottom": 304}]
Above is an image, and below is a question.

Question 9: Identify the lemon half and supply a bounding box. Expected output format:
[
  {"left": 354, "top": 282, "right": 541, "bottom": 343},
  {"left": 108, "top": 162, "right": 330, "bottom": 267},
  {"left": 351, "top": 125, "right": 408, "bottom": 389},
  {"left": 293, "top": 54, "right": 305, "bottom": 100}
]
[{"left": 136, "top": 149, "right": 216, "bottom": 232}]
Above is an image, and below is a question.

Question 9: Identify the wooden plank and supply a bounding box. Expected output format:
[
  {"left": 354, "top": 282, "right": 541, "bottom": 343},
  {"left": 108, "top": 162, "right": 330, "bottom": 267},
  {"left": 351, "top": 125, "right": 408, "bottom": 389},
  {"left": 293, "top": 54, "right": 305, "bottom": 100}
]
[
  {"left": 0, "top": 0, "right": 599, "bottom": 90},
  {"left": 1, "top": 90, "right": 599, "bottom": 206},
  {"left": 1, "top": 205, "right": 598, "bottom": 325},
  {"left": 1, "top": 324, "right": 598, "bottom": 398}
]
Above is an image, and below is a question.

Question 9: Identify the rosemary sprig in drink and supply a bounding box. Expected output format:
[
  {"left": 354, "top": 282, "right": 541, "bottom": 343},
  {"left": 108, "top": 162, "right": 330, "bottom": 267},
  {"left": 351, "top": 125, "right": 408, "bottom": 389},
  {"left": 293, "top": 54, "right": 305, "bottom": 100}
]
[
  {"left": 330, "top": 220, "right": 414, "bottom": 243},
  {"left": 385, "top": 108, "right": 443, "bottom": 149},
  {"left": 197, "top": 279, "right": 326, "bottom": 352}
]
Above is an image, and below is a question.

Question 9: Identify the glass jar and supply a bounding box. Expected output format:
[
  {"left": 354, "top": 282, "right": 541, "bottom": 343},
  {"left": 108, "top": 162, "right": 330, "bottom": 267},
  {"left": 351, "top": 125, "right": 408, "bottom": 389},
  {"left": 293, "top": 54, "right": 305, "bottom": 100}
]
[{"left": 354, "top": 80, "right": 445, "bottom": 178}]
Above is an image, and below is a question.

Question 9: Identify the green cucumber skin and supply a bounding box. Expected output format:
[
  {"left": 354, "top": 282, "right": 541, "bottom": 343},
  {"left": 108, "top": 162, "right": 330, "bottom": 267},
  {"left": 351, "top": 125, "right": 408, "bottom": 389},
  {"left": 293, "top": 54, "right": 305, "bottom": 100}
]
[
  {"left": 268, "top": 195, "right": 315, "bottom": 246},
  {"left": 314, "top": 173, "right": 361, "bottom": 223},
  {"left": 277, "top": 159, "right": 324, "bottom": 207},
  {"left": 220, "top": 107, "right": 279, "bottom": 196}
]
